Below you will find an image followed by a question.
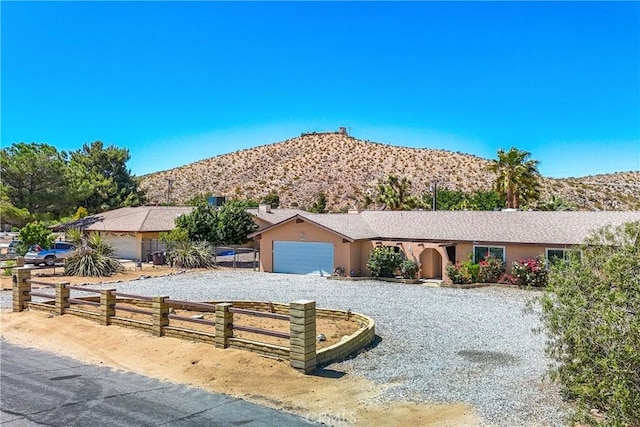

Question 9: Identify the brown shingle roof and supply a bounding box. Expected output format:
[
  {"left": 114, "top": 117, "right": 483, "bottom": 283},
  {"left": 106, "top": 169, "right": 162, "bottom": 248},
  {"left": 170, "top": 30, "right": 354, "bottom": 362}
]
[
  {"left": 59, "top": 206, "right": 193, "bottom": 233},
  {"left": 254, "top": 210, "right": 640, "bottom": 245}
]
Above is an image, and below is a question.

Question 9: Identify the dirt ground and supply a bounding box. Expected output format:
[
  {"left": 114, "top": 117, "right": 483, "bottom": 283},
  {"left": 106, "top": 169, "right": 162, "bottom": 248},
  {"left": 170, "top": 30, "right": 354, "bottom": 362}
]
[{"left": 0, "top": 265, "right": 480, "bottom": 426}]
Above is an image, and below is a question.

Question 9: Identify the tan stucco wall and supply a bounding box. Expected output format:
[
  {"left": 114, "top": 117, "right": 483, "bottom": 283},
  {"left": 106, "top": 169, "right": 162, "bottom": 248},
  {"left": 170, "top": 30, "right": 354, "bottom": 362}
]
[
  {"left": 256, "top": 219, "right": 576, "bottom": 279},
  {"left": 453, "top": 243, "right": 573, "bottom": 274},
  {"left": 257, "top": 220, "right": 352, "bottom": 273}
]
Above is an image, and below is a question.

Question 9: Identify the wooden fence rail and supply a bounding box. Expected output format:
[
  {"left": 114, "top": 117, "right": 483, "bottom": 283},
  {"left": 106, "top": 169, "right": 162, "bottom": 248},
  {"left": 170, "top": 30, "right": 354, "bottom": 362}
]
[{"left": 11, "top": 267, "right": 320, "bottom": 373}]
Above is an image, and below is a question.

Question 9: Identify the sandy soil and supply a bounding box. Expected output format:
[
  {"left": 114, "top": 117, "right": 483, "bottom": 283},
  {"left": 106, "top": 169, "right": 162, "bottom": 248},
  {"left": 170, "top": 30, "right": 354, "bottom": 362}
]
[{"left": 1, "top": 307, "right": 479, "bottom": 426}]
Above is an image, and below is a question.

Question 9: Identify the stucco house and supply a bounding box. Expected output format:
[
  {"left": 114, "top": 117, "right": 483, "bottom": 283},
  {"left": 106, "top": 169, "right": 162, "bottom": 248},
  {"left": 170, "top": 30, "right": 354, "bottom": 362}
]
[
  {"left": 249, "top": 210, "right": 640, "bottom": 280},
  {"left": 57, "top": 204, "right": 304, "bottom": 261}
]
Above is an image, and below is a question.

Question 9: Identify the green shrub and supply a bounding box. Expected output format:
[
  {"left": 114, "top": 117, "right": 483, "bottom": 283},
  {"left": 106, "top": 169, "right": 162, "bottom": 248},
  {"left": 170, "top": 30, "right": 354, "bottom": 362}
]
[
  {"left": 512, "top": 257, "right": 548, "bottom": 287},
  {"left": 446, "top": 255, "right": 479, "bottom": 284},
  {"left": 400, "top": 259, "right": 418, "bottom": 279},
  {"left": 366, "top": 246, "right": 403, "bottom": 277},
  {"left": 477, "top": 256, "right": 505, "bottom": 283},
  {"left": 2, "top": 260, "right": 15, "bottom": 276},
  {"left": 538, "top": 221, "right": 640, "bottom": 425},
  {"left": 167, "top": 241, "right": 214, "bottom": 269}
]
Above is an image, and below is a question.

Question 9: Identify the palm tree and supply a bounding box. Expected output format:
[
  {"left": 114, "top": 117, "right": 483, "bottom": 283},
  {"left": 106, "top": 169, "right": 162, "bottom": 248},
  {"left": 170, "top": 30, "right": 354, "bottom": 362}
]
[{"left": 487, "top": 147, "right": 540, "bottom": 209}]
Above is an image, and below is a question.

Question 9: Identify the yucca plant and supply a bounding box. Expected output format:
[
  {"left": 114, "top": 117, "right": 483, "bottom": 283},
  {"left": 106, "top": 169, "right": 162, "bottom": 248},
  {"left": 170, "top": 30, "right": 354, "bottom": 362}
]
[
  {"left": 64, "top": 234, "right": 124, "bottom": 277},
  {"left": 167, "top": 241, "right": 213, "bottom": 269}
]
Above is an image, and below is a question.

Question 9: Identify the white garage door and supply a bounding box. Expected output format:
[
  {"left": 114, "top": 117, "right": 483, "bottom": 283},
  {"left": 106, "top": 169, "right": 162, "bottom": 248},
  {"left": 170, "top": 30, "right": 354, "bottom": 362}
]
[
  {"left": 273, "top": 241, "right": 334, "bottom": 276},
  {"left": 103, "top": 234, "right": 138, "bottom": 260}
]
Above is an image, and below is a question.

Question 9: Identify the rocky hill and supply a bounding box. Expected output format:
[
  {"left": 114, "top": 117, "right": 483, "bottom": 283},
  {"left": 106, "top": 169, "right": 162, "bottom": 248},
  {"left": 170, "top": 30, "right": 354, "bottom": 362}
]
[{"left": 140, "top": 131, "right": 640, "bottom": 211}]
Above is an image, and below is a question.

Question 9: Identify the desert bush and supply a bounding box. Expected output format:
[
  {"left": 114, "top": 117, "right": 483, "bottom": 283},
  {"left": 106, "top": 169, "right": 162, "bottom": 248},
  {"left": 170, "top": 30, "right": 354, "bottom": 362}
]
[
  {"left": 400, "top": 259, "right": 418, "bottom": 279},
  {"left": 167, "top": 241, "right": 213, "bottom": 269},
  {"left": 64, "top": 233, "right": 123, "bottom": 277},
  {"left": 512, "top": 257, "right": 548, "bottom": 287},
  {"left": 538, "top": 221, "right": 640, "bottom": 425},
  {"left": 366, "top": 246, "right": 403, "bottom": 277},
  {"left": 65, "top": 246, "right": 124, "bottom": 277}
]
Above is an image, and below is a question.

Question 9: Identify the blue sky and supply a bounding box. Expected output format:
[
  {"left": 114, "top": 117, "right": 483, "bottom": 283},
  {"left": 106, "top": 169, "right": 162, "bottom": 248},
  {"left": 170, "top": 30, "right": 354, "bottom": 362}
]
[{"left": 2, "top": 1, "right": 639, "bottom": 178}]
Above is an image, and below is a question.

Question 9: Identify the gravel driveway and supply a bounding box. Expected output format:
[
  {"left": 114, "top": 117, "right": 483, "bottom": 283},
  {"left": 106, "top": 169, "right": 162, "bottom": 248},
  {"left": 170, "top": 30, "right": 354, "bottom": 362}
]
[{"left": 1, "top": 270, "right": 570, "bottom": 426}]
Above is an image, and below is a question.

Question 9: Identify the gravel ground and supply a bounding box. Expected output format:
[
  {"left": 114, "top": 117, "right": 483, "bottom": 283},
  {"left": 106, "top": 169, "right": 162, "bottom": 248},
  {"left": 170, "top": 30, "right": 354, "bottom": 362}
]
[{"left": 1, "top": 270, "right": 571, "bottom": 426}]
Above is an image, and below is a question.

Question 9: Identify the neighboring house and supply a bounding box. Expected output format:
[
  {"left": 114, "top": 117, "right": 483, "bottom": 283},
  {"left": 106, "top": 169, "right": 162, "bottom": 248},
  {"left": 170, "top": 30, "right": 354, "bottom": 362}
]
[
  {"left": 249, "top": 210, "right": 640, "bottom": 279},
  {"left": 57, "top": 204, "right": 305, "bottom": 261},
  {"left": 57, "top": 206, "right": 194, "bottom": 261}
]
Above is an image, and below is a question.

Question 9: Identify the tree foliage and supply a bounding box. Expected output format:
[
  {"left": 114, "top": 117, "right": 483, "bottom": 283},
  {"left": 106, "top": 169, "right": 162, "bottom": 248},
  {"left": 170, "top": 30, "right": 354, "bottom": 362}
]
[
  {"left": 69, "top": 141, "right": 145, "bottom": 212},
  {"left": 375, "top": 175, "right": 418, "bottom": 210},
  {"left": 175, "top": 201, "right": 219, "bottom": 243},
  {"left": 309, "top": 191, "right": 328, "bottom": 213},
  {"left": 538, "top": 221, "right": 640, "bottom": 425},
  {"left": 261, "top": 191, "right": 280, "bottom": 208},
  {"left": 174, "top": 199, "right": 256, "bottom": 246},
  {"left": 1, "top": 141, "right": 145, "bottom": 219},
  {"left": 422, "top": 188, "right": 505, "bottom": 211},
  {"left": 1, "top": 143, "right": 69, "bottom": 216},
  {"left": 487, "top": 147, "right": 540, "bottom": 209},
  {"left": 17, "top": 222, "right": 56, "bottom": 255},
  {"left": 217, "top": 200, "right": 257, "bottom": 245}
]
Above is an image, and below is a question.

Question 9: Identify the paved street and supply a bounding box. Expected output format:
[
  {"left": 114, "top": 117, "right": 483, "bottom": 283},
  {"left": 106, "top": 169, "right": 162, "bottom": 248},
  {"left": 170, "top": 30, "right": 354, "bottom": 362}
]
[{"left": 1, "top": 341, "right": 314, "bottom": 426}]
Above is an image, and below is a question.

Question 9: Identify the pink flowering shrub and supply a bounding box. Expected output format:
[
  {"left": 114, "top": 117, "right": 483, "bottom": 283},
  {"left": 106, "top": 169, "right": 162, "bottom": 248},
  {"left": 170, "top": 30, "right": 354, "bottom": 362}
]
[
  {"left": 511, "top": 257, "right": 548, "bottom": 287},
  {"left": 477, "top": 256, "right": 505, "bottom": 283}
]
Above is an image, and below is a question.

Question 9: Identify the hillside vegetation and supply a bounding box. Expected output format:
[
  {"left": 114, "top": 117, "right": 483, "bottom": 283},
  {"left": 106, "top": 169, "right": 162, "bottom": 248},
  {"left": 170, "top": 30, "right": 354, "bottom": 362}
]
[{"left": 140, "top": 131, "right": 640, "bottom": 211}]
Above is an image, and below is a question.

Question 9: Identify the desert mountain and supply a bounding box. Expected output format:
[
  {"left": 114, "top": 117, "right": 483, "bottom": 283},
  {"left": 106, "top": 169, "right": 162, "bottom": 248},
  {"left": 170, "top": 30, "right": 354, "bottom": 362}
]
[{"left": 140, "top": 131, "right": 640, "bottom": 211}]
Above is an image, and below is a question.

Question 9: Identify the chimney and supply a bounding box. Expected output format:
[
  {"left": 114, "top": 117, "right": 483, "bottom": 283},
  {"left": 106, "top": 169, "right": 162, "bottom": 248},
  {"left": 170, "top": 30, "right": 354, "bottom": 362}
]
[{"left": 258, "top": 204, "right": 272, "bottom": 214}]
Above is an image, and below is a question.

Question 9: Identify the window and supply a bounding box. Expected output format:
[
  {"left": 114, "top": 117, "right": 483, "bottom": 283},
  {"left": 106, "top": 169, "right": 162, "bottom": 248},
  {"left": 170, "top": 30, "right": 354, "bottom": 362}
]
[
  {"left": 473, "top": 246, "right": 505, "bottom": 263},
  {"left": 545, "top": 248, "right": 580, "bottom": 264}
]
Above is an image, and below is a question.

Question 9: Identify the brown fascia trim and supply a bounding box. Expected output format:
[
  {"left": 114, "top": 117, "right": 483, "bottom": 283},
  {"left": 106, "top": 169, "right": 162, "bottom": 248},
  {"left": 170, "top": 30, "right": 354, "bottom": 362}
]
[{"left": 248, "top": 214, "right": 355, "bottom": 243}]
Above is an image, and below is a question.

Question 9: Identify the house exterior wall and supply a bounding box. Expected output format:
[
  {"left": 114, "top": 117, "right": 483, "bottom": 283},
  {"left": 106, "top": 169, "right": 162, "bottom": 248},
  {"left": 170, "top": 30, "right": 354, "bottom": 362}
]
[
  {"left": 257, "top": 220, "right": 351, "bottom": 273},
  {"left": 453, "top": 242, "right": 574, "bottom": 273}
]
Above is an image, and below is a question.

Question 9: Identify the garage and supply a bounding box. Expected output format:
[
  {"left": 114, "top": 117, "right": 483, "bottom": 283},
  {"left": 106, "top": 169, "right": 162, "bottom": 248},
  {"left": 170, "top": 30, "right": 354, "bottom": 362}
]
[
  {"left": 101, "top": 233, "right": 139, "bottom": 260},
  {"left": 273, "top": 241, "right": 334, "bottom": 276}
]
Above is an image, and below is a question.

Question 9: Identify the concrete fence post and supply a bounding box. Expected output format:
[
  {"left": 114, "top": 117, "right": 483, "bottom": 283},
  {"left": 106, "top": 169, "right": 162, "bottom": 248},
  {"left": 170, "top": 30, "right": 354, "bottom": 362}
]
[
  {"left": 289, "top": 300, "right": 317, "bottom": 374},
  {"left": 214, "top": 303, "right": 233, "bottom": 348},
  {"left": 12, "top": 267, "right": 31, "bottom": 312},
  {"left": 100, "top": 289, "right": 116, "bottom": 325},
  {"left": 152, "top": 296, "right": 169, "bottom": 337},
  {"left": 55, "top": 283, "right": 70, "bottom": 315}
]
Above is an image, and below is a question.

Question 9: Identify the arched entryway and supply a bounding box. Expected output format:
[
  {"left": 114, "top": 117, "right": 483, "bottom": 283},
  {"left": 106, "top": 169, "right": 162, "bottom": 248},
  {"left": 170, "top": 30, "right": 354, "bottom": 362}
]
[{"left": 419, "top": 248, "right": 443, "bottom": 279}]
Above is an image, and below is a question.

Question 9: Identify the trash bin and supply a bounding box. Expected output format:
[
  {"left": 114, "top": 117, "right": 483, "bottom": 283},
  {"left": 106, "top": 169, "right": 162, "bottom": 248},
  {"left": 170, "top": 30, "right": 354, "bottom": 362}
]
[{"left": 152, "top": 251, "right": 165, "bottom": 265}]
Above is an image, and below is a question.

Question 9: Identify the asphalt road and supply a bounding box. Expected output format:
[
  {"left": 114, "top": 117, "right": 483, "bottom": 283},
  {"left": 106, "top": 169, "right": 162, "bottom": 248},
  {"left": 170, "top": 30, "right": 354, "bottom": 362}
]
[{"left": 0, "top": 341, "right": 314, "bottom": 426}]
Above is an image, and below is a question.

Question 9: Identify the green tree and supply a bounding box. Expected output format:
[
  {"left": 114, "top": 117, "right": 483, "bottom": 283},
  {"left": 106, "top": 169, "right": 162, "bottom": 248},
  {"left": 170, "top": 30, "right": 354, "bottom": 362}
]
[
  {"left": 487, "top": 147, "right": 540, "bottom": 209},
  {"left": 535, "top": 195, "right": 576, "bottom": 211},
  {"left": 309, "top": 191, "right": 327, "bottom": 213},
  {"left": 69, "top": 141, "right": 145, "bottom": 212},
  {"left": 175, "top": 201, "right": 219, "bottom": 243},
  {"left": 375, "top": 175, "right": 418, "bottom": 210},
  {"left": 216, "top": 200, "right": 257, "bottom": 245},
  {"left": 469, "top": 190, "right": 505, "bottom": 211},
  {"left": 261, "top": 191, "right": 280, "bottom": 208},
  {"left": 17, "top": 222, "right": 56, "bottom": 255},
  {"left": 0, "top": 190, "right": 31, "bottom": 228},
  {"left": 538, "top": 221, "right": 640, "bottom": 425},
  {"left": 1, "top": 143, "right": 70, "bottom": 216}
]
